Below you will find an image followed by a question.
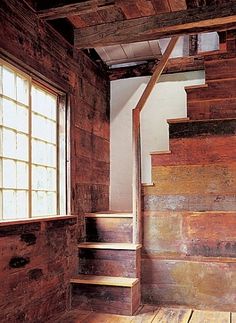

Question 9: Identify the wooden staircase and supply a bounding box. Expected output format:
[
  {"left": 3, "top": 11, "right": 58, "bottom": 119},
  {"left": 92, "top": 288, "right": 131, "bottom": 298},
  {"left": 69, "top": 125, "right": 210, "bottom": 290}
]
[
  {"left": 70, "top": 212, "right": 141, "bottom": 315},
  {"left": 142, "top": 52, "right": 236, "bottom": 310},
  {"left": 70, "top": 38, "right": 236, "bottom": 314}
]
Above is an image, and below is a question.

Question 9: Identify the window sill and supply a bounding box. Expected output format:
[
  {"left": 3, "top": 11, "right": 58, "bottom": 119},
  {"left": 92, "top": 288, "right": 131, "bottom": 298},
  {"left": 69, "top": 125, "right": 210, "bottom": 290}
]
[{"left": 0, "top": 215, "right": 77, "bottom": 227}]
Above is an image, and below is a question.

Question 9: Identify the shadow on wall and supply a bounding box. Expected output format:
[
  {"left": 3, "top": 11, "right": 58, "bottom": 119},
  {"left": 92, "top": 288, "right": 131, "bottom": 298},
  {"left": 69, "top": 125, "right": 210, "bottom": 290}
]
[{"left": 110, "top": 71, "right": 205, "bottom": 211}]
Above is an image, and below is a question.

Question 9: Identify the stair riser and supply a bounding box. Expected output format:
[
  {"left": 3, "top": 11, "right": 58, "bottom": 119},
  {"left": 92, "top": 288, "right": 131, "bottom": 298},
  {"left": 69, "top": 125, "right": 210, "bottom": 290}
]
[
  {"left": 78, "top": 249, "right": 141, "bottom": 278},
  {"left": 188, "top": 100, "right": 236, "bottom": 120},
  {"left": 205, "top": 58, "right": 236, "bottom": 81},
  {"left": 152, "top": 136, "right": 236, "bottom": 167},
  {"left": 85, "top": 218, "right": 133, "bottom": 243},
  {"left": 71, "top": 283, "right": 140, "bottom": 315},
  {"left": 143, "top": 211, "right": 236, "bottom": 258},
  {"left": 186, "top": 79, "right": 236, "bottom": 102}
]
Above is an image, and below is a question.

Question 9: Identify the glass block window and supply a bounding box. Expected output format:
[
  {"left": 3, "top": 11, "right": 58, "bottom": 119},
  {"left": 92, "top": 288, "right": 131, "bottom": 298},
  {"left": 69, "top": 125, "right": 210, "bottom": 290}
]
[{"left": 0, "top": 60, "right": 66, "bottom": 220}]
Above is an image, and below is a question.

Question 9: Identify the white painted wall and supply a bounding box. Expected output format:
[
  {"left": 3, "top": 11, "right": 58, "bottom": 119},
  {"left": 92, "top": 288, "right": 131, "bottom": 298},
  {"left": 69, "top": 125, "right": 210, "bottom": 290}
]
[{"left": 110, "top": 71, "right": 205, "bottom": 211}]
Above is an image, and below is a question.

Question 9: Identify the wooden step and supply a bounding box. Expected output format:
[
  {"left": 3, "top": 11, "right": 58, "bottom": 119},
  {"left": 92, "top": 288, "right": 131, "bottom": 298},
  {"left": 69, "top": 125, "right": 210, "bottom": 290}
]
[
  {"left": 78, "top": 244, "right": 141, "bottom": 278},
  {"left": 71, "top": 275, "right": 140, "bottom": 315},
  {"left": 150, "top": 150, "right": 171, "bottom": 155},
  {"left": 168, "top": 118, "right": 236, "bottom": 139},
  {"left": 85, "top": 216, "right": 133, "bottom": 243},
  {"left": 184, "top": 84, "right": 208, "bottom": 91},
  {"left": 85, "top": 211, "right": 133, "bottom": 218},
  {"left": 78, "top": 242, "right": 141, "bottom": 250},
  {"left": 166, "top": 117, "right": 190, "bottom": 124},
  {"left": 71, "top": 275, "right": 139, "bottom": 287}
]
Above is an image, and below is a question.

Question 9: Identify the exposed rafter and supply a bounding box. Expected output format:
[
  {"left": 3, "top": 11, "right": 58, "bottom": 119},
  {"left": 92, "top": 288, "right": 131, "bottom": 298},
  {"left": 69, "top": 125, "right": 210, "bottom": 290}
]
[
  {"left": 38, "top": 0, "right": 115, "bottom": 20},
  {"left": 74, "top": 1, "right": 236, "bottom": 48},
  {"left": 108, "top": 55, "right": 206, "bottom": 80}
]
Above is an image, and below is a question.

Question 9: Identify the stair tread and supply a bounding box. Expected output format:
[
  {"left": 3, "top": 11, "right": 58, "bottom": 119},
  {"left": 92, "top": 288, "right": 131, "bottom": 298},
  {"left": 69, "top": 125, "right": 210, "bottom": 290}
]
[
  {"left": 168, "top": 117, "right": 236, "bottom": 124},
  {"left": 70, "top": 275, "right": 139, "bottom": 287},
  {"left": 78, "top": 242, "right": 141, "bottom": 250},
  {"left": 167, "top": 117, "right": 190, "bottom": 123},
  {"left": 150, "top": 150, "right": 171, "bottom": 155},
  {"left": 85, "top": 211, "right": 133, "bottom": 218}
]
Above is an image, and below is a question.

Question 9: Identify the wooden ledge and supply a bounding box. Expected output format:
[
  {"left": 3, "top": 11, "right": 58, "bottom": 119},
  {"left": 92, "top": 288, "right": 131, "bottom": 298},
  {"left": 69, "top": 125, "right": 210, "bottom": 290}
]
[
  {"left": 142, "top": 182, "right": 155, "bottom": 187},
  {"left": 185, "top": 84, "right": 208, "bottom": 91},
  {"left": 150, "top": 150, "right": 171, "bottom": 155},
  {"left": 141, "top": 253, "right": 236, "bottom": 263},
  {"left": 85, "top": 212, "right": 133, "bottom": 218},
  {"left": 0, "top": 215, "right": 77, "bottom": 227},
  {"left": 167, "top": 117, "right": 190, "bottom": 124},
  {"left": 70, "top": 275, "right": 139, "bottom": 287},
  {"left": 78, "top": 242, "right": 142, "bottom": 250}
]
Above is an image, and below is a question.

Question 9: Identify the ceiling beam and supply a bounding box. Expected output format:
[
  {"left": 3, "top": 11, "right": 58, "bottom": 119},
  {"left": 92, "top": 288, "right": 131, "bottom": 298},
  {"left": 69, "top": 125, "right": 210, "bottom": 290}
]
[
  {"left": 38, "top": 0, "right": 115, "bottom": 20},
  {"left": 108, "top": 55, "right": 206, "bottom": 80},
  {"left": 74, "top": 1, "right": 236, "bottom": 48}
]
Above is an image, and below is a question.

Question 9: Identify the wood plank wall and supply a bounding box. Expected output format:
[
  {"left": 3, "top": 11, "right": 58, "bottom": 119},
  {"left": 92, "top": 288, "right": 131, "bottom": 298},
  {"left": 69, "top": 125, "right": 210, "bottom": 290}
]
[
  {"left": 142, "top": 51, "right": 236, "bottom": 311},
  {"left": 0, "top": 218, "right": 77, "bottom": 322},
  {"left": 0, "top": 0, "right": 110, "bottom": 320}
]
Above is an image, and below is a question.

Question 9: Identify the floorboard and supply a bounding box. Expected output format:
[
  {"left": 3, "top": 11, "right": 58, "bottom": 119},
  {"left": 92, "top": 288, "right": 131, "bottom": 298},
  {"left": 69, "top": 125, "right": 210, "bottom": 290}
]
[
  {"left": 152, "top": 308, "right": 192, "bottom": 322},
  {"left": 52, "top": 306, "right": 236, "bottom": 323},
  {"left": 190, "top": 310, "right": 230, "bottom": 323}
]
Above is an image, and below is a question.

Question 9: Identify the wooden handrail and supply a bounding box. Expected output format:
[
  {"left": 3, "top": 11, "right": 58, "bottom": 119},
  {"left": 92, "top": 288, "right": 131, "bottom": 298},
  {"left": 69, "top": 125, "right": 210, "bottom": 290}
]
[{"left": 132, "top": 36, "right": 179, "bottom": 244}]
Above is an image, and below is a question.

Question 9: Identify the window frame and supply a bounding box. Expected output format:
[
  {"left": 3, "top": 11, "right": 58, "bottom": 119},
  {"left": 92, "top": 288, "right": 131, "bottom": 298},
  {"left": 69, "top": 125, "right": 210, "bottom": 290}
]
[{"left": 0, "top": 58, "right": 68, "bottom": 221}]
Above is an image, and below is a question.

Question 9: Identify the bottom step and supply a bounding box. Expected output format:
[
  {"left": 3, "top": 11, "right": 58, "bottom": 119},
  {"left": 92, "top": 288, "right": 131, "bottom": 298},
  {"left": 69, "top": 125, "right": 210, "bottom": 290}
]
[{"left": 70, "top": 275, "right": 140, "bottom": 315}]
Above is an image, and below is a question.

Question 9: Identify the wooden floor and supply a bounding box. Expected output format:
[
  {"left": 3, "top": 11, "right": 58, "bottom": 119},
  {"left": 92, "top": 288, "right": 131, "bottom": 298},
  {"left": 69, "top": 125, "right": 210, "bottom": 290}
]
[{"left": 53, "top": 305, "right": 236, "bottom": 323}]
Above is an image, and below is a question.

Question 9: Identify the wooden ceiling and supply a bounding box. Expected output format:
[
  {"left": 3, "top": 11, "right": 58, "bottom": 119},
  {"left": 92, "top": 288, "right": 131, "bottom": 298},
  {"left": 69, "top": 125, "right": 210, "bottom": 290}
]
[
  {"left": 37, "top": 0, "right": 187, "bottom": 23},
  {"left": 29, "top": 0, "right": 236, "bottom": 76}
]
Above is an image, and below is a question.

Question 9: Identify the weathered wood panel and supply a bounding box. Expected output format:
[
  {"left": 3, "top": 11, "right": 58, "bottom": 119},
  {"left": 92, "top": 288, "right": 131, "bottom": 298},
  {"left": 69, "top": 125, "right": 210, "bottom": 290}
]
[
  {"left": 74, "top": 1, "right": 236, "bottom": 48},
  {"left": 147, "top": 164, "right": 236, "bottom": 195},
  {"left": 79, "top": 249, "right": 139, "bottom": 277},
  {"left": 142, "top": 258, "right": 236, "bottom": 311},
  {"left": 143, "top": 194, "right": 236, "bottom": 212},
  {"left": 85, "top": 217, "right": 133, "bottom": 243},
  {"left": 187, "top": 99, "right": 236, "bottom": 120},
  {"left": 190, "top": 310, "right": 230, "bottom": 323},
  {"left": 0, "top": 0, "right": 110, "bottom": 319},
  {"left": 143, "top": 211, "right": 236, "bottom": 257},
  {"left": 0, "top": 0, "right": 110, "bottom": 217},
  {"left": 152, "top": 136, "right": 236, "bottom": 166},
  {"left": 0, "top": 219, "right": 77, "bottom": 322},
  {"left": 71, "top": 283, "right": 140, "bottom": 315},
  {"left": 186, "top": 79, "right": 236, "bottom": 101},
  {"left": 152, "top": 308, "right": 192, "bottom": 322},
  {"left": 205, "top": 57, "right": 236, "bottom": 81},
  {"left": 169, "top": 119, "right": 236, "bottom": 139}
]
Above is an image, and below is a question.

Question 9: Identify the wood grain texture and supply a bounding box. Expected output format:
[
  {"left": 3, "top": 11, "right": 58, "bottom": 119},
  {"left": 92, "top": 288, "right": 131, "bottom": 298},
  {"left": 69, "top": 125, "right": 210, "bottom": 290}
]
[
  {"left": 143, "top": 211, "right": 236, "bottom": 257},
  {"left": 187, "top": 99, "right": 236, "bottom": 120},
  {"left": 78, "top": 248, "right": 139, "bottom": 277},
  {"left": 71, "top": 283, "right": 139, "bottom": 315},
  {"left": 74, "top": 1, "right": 236, "bottom": 48},
  {"left": 148, "top": 164, "right": 236, "bottom": 195},
  {"left": 85, "top": 217, "right": 132, "bottom": 243},
  {"left": 152, "top": 308, "right": 192, "bottom": 322},
  {"left": 0, "top": 219, "right": 77, "bottom": 322},
  {"left": 152, "top": 136, "right": 236, "bottom": 166},
  {"left": 1, "top": 0, "right": 110, "bottom": 218},
  {"left": 190, "top": 310, "right": 230, "bottom": 323},
  {"left": 205, "top": 57, "right": 236, "bottom": 81},
  {"left": 142, "top": 258, "right": 236, "bottom": 311},
  {"left": 169, "top": 119, "right": 236, "bottom": 139},
  {"left": 187, "top": 79, "right": 236, "bottom": 101},
  {"left": 143, "top": 194, "right": 236, "bottom": 211}
]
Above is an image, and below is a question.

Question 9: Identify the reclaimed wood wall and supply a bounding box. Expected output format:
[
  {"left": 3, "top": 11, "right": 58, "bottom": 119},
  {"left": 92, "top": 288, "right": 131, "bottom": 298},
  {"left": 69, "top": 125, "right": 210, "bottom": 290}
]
[
  {"left": 0, "top": 218, "right": 77, "bottom": 321},
  {"left": 142, "top": 51, "right": 236, "bottom": 311},
  {"left": 0, "top": 0, "right": 110, "bottom": 320}
]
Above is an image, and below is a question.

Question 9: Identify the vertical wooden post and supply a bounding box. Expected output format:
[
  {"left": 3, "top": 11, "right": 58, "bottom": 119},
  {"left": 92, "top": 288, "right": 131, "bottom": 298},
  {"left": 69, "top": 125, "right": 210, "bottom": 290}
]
[{"left": 132, "top": 36, "right": 179, "bottom": 244}]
